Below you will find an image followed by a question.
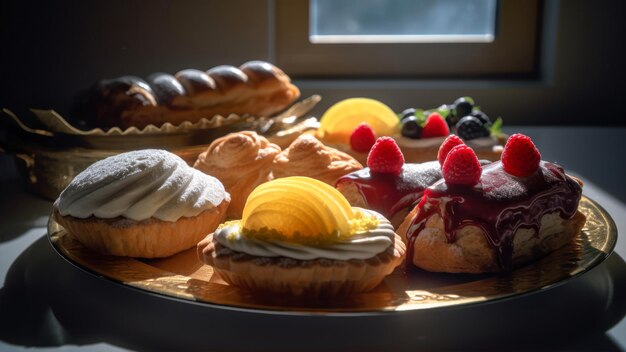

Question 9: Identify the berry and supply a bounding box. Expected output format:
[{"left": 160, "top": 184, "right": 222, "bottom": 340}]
[
  {"left": 400, "top": 108, "right": 416, "bottom": 120},
  {"left": 401, "top": 116, "right": 422, "bottom": 139},
  {"left": 456, "top": 116, "right": 490, "bottom": 140},
  {"left": 471, "top": 110, "right": 491, "bottom": 125},
  {"left": 349, "top": 123, "right": 377, "bottom": 153},
  {"left": 454, "top": 97, "right": 474, "bottom": 120},
  {"left": 367, "top": 137, "right": 405, "bottom": 174},
  {"left": 437, "top": 134, "right": 465, "bottom": 165},
  {"left": 442, "top": 145, "right": 482, "bottom": 186},
  {"left": 501, "top": 134, "right": 541, "bottom": 177},
  {"left": 421, "top": 113, "right": 450, "bottom": 138}
]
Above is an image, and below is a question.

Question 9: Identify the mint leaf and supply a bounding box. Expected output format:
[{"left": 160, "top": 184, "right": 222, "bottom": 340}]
[
  {"left": 490, "top": 117, "right": 503, "bottom": 136},
  {"left": 436, "top": 104, "right": 450, "bottom": 118},
  {"left": 415, "top": 109, "right": 427, "bottom": 126},
  {"left": 463, "top": 96, "right": 475, "bottom": 105}
]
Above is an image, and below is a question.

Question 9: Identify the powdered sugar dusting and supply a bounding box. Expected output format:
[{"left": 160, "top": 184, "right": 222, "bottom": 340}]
[{"left": 56, "top": 149, "right": 228, "bottom": 221}]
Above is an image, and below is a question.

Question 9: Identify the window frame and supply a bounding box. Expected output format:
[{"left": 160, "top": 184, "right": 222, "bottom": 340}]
[{"left": 274, "top": 0, "right": 542, "bottom": 79}]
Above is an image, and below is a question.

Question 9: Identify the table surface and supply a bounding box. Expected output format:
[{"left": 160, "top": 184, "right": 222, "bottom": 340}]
[{"left": 1, "top": 126, "right": 625, "bottom": 351}]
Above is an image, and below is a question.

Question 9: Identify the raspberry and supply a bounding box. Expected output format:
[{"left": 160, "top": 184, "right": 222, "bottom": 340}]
[
  {"left": 367, "top": 137, "right": 405, "bottom": 174},
  {"left": 501, "top": 134, "right": 541, "bottom": 177},
  {"left": 437, "top": 134, "right": 465, "bottom": 166},
  {"left": 442, "top": 145, "right": 482, "bottom": 186},
  {"left": 349, "top": 123, "right": 377, "bottom": 153},
  {"left": 421, "top": 112, "right": 450, "bottom": 138}
]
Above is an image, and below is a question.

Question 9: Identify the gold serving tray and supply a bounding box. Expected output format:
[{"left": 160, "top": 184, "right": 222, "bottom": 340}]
[{"left": 48, "top": 196, "right": 616, "bottom": 314}]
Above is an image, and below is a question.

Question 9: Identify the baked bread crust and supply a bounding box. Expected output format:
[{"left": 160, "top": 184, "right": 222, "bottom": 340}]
[
  {"left": 397, "top": 207, "right": 587, "bottom": 273},
  {"left": 95, "top": 61, "right": 300, "bottom": 129},
  {"left": 272, "top": 135, "right": 362, "bottom": 186},
  {"left": 53, "top": 200, "right": 229, "bottom": 258},
  {"left": 197, "top": 233, "right": 406, "bottom": 296},
  {"left": 194, "top": 131, "right": 280, "bottom": 219}
]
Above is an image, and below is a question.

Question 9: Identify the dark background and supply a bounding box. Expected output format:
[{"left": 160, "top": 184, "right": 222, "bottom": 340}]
[{"left": 1, "top": 0, "right": 625, "bottom": 125}]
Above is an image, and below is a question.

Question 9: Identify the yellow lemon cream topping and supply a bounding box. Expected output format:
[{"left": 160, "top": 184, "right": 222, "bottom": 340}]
[
  {"left": 213, "top": 177, "right": 395, "bottom": 260},
  {"left": 317, "top": 98, "right": 400, "bottom": 144},
  {"left": 239, "top": 176, "right": 379, "bottom": 245}
]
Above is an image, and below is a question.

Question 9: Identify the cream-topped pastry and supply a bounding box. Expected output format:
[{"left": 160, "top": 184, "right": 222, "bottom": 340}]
[
  {"left": 316, "top": 97, "right": 505, "bottom": 164},
  {"left": 198, "top": 176, "right": 405, "bottom": 296},
  {"left": 214, "top": 207, "right": 393, "bottom": 261},
  {"left": 56, "top": 149, "right": 226, "bottom": 222},
  {"left": 54, "top": 149, "right": 230, "bottom": 258}
]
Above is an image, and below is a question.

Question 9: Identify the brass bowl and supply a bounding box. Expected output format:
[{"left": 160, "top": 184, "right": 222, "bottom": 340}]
[{"left": 10, "top": 143, "right": 211, "bottom": 200}]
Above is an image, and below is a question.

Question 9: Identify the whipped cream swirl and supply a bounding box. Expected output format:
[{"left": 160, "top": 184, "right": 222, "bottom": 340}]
[
  {"left": 213, "top": 209, "right": 395, "bottom": 260},
  {"left": 56, "top": 149, "right": 228, "bottom": 222}
]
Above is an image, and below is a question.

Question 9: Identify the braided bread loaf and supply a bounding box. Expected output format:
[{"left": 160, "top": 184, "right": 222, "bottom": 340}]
[{"left": 95, "top": 61, "right": 300, "bottom": 129}]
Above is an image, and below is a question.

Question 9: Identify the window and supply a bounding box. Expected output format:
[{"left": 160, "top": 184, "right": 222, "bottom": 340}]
[
  {"left": 310, "top": 0, "right": 497, "bottom": 44},
  {"left": 275, "top": 0, "right": 541, "bottom": 78}
]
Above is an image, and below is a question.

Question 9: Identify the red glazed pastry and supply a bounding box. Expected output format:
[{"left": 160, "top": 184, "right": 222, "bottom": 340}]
[
  {"left": 397, "top": 135, "right": 586, "bottom": 273},
  {"left": 337, "top": 138, "right": 442, "bottom": 228}
]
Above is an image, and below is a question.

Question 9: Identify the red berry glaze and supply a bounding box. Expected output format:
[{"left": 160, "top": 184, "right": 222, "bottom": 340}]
[
  {"left": 349, "top": 123, "right": 377, "bottom": 153},
  {"left": 501, "top": 133, "right": 541, "bottom": 177},
  {"left": 367, "top": 137, "right": 405, "bottom": 174},
  {"left": 442, "top": 145, "right": 482, "bottom": 186},
  {"left": 421, "top": 112, "right": 450, "bottom": 138},
  {"left": 437, "top": 134, "right": 465, "bottom": 166}
]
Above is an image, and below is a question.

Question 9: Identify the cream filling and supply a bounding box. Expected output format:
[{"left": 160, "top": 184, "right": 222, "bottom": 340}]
[
  {"left": 214, "top": 210, "right": 395, "bottom": 260},
  {"left": 512, "top": 212, "right": 566, "bottom": 257},
  {"left": 56, "top": 149, "right": 228, "bottom": 222}
]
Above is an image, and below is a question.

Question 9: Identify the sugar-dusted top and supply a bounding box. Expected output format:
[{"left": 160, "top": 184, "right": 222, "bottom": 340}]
[{"left": 55, "top": 149, "right": 229, "bottom": 222}]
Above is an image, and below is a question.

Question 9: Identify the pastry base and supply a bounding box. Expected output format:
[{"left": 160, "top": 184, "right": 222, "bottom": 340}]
[
  {"left": 53, "top": 200, "right": 229, "bottom": 258},
  {"left": 326, "top": 141, "right": 503, "bottom": 165},
  {"left": 197, "top": 233, "right": 406, "bottom": 297},
  {"left": 397, "top": 208, "right": 587, "bottom": 274}
]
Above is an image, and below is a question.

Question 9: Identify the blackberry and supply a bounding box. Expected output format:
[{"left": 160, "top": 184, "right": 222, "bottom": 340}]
[
  {"left": 401, "top": 116, "right": 422, "bottom": 139},
  {"left": 456, "top": 116, "right": 490, "bottom": 140},
  {"left": 400, "top": 108, "right": 416, "bottom": 120},
  {"left": 471, "top": 110, "right": 491, "bottom": 125},
  {"left": 446, "top": 114, "right": 460, "bottom": 129},
  {"left": 453, "top": 97, "right": 473, "bottom": 121}
]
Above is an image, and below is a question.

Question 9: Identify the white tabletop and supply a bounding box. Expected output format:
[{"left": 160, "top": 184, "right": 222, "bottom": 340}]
[{"left": 1, "top": 126, "right": 625, "bottom": 351}]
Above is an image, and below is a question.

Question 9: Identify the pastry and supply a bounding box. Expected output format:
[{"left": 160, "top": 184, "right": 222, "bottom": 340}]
[
  {"left": 194, "top": 131, "right": 280, "bottom": 219},
  {"left": 94, "top": 60, "right": 300, "bottom": 129},
  {"left": 337, "top": 135, "right": 493, "bottom": 228},
  {"left": 53, "top": 149, "right": 230, "bottom": 258},
  {"left": 272, "top": 134, "right": 363, "bottom": 185},
  {"left": 336, "top": 137, "right": 443, "bottom": 229},
  {"left": 397, "top": 134, "right": 586, "bottom": 273},
  {"left": 197, "top": 176, "right": 405, "bottom": 296},
  {"left": 316, "top": 97, "right": 504, "bottom": 165},
  {"left": 335, "top": 135, "right": 490, "bottom": 228}
]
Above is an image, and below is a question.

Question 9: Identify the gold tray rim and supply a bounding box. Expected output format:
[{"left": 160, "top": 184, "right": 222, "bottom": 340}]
[{"left": 47, "top": 195, "right": 617, "bottom": 316}]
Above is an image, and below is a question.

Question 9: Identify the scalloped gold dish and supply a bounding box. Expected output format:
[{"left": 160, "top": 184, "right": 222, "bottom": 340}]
[
  {"left": 8, "top": 95, "right": 321, "bottom": 136},
  {"left": 2, "top": 95, "right": 321, "bottom": 150},
  {"left": 47, "top": 196, "right": 616, "bottom": 313},
  {"left": 1, "top": 96, "right": 321, "bottom": 200}
]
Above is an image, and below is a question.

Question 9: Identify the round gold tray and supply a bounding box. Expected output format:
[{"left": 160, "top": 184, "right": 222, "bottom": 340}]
[{"left": 47, "top": 196, "right": 616, "bottom": 314}]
